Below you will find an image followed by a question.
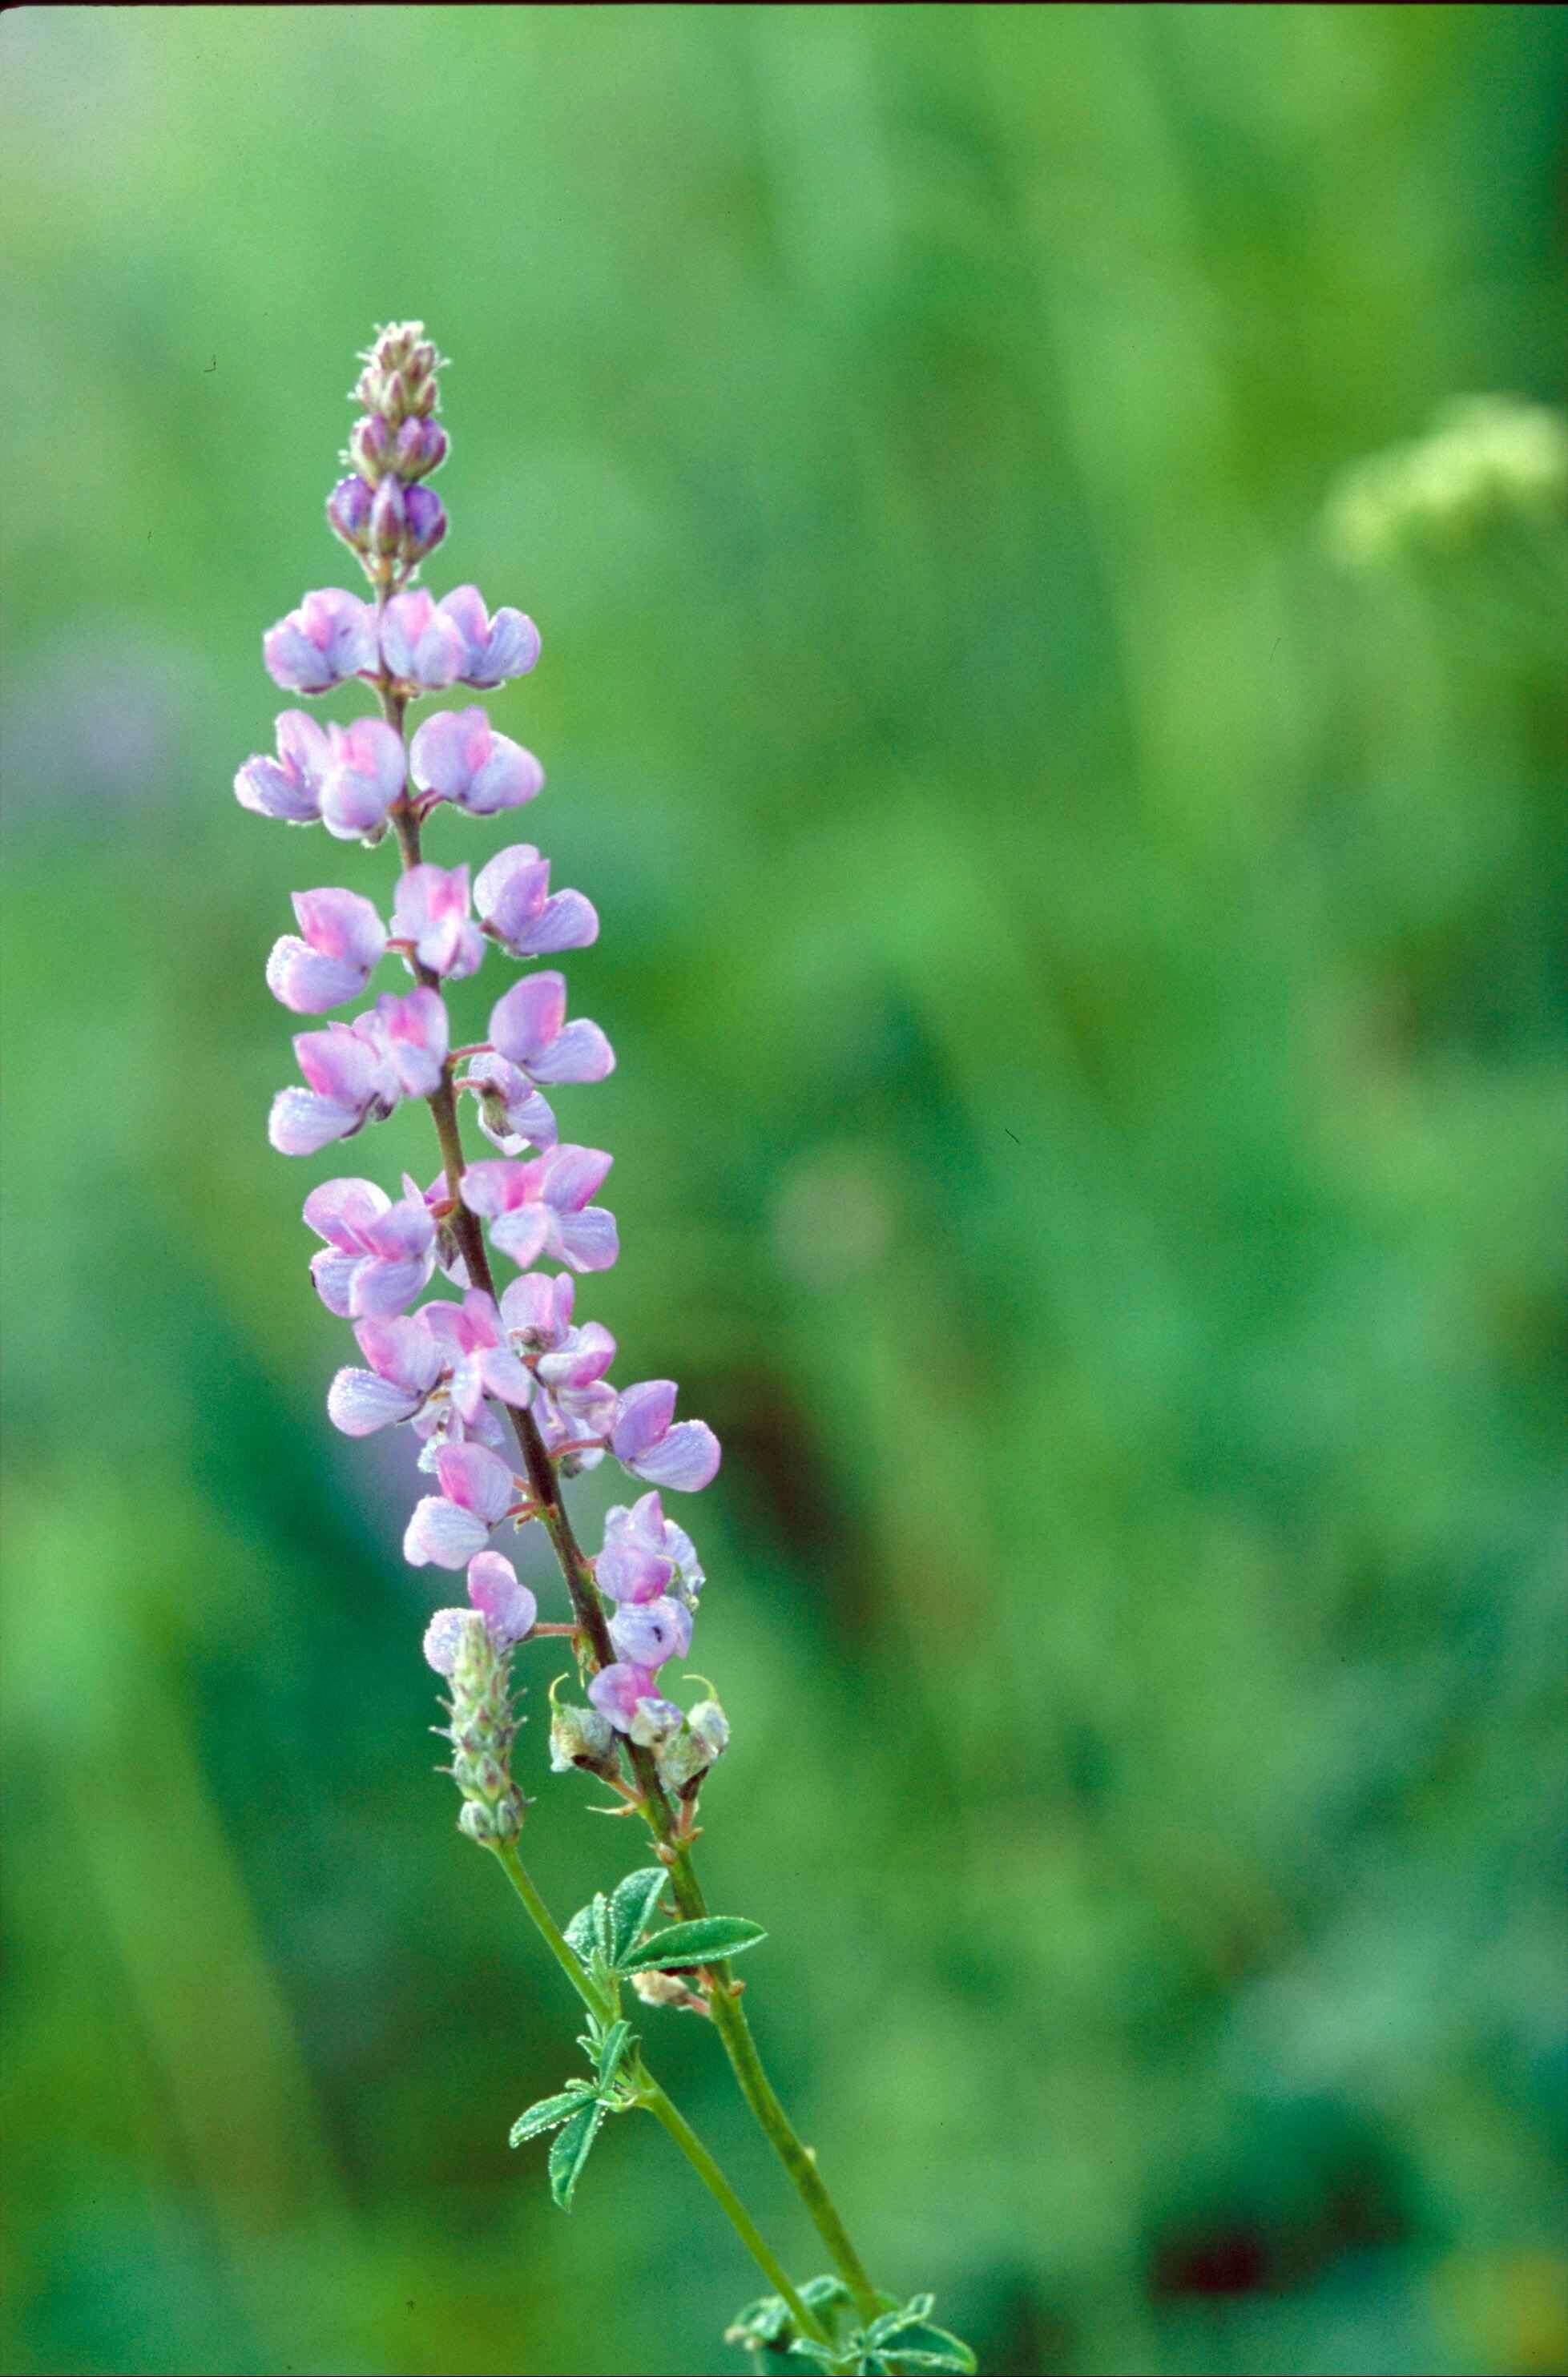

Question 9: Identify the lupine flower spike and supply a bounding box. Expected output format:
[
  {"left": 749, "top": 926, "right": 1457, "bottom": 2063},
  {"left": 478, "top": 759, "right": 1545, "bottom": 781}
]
[{"left": 237, "top": 323, "right": 972, "bottom": 2377}]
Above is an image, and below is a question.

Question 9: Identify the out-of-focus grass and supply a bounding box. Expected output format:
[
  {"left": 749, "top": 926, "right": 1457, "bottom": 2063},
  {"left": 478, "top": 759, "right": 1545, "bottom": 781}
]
[{"left": 2, "top": 7, "right": 1564, "bottom": 2373}]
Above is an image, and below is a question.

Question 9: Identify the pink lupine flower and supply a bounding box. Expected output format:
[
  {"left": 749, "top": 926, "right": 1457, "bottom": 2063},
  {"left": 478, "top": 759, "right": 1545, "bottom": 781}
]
[
  {"left": 474, "top": 844, "right": 599, "bottom": 959},
  {"left": 459, "top": 1052, "right": 558, "bottom": 1157},
  {"left": 266, "top": 887, "right": 387, "bottom": 1013},
  {"left": 420, "top": 1289, "right": 534, "bottom": 1421},
  {"left": 328, "top": 1307, "right": 446, "bottom": 1435},
  {"left": 437, "top": 586, "right": 541, "bottom": 687},
  {"left": 465, "top": 1549, "right": 538, "bottom": 1644},
  {"left": 304, "top": 1174, "right": 437, "bottom": 1317},
  {"left": 374, "top": 986, "right": 449, "bottom": 1098},
  {"left": 404, "top": 1440, "right": 520, "bottom": 1569},
  {"left": 588, "top": 1662, "right": 683, "bottom": 1742},
  {"left": 498, "top": 1270, "right": 578, "bottom": 1352},
  {"left": 534, "top": 1313, "right": 619, "bottom": 1448},
  {"left": 488, "top": 973, "right": 615, "bottom": 1087},
  {"left": 263, "top": 589, "right": 377, "bottom": 692},
  {"left": 600, "top": 1489, "right": 705, "bottom": 1608},
  {"left": 609, "top": 1594, "right": 693, "bottom": 1670},
  {"left": 531, "top": 1389, "right": 607, "bottom": 1474},
  {"left": 269, "top": 1013, "right": 399, "bottom": 1155},
  {"left": 422, "top": 1550, "right": 538, "bottom": 1675},
  {"left": 460, "top": 1148, "right": 618, "bottom": 1274},
  {"left": 235, "top": 711, "right": 332, "bottom": 824},
  {"left": 610, "top": 1382, "right": 721, "bottom": 1492},
  {"left": 391, "top": 862, "right": 484, "bottom": 979},
  {"left": 318, "top": 716, "right": 406, "bottom": 842},
  {"left": 409, "top": 706, "right": 543, "bottom": 817},
  {"left": 380, "top": 588, "right": 466, "bottom": 691}
]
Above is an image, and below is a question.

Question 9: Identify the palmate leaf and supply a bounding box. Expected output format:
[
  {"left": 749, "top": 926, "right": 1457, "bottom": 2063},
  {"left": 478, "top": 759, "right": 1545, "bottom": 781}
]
[
  {"left": 616, "top": 1916, "right": 767, "bottom": 1974},
  {"left": 507, "top": 2082, "right": 595, "bottom": 2148},
  {"left": 563, "top": 1895, "right": 606, "bottom": 1960},
  {"left": 608, "top": 1865, "right": 669, "bottom": 1964},
  {"left": 725, "top": 2292, "right": 795, "bottom": 2347},
  {"left": 548, "top": 2094, "right": 610, "bottom": 2210}
]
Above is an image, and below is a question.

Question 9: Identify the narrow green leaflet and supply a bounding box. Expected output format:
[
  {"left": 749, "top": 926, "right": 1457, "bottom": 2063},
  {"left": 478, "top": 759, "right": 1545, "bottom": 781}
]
[
  {"left": 595, "top": 2018, "right": 634, "bottom": 2091},
  {"left": 508, "top": 2083, "right": 595, "bottom": 2148},
  {"left": 798, "top": 2276, "right": 853, "bottom": 2312},
  {"left": 725, "top": 2294, "right": 795, "bottom": 2348},
  {"left": 548, "top": 2095, "right": 609, "bottom": 2211},
  {"left": 616, "top": 1916, "right": 767, "bottom": 1975},
  {"left": 563, "top": 1895, "right": 607, "bottom": 1960},
  {"left": 608, "top": 1866, "right": 669, "bottom": 1964},
  {"left": 875, "top": 2331, "right": 977, "bottom": 2374}
]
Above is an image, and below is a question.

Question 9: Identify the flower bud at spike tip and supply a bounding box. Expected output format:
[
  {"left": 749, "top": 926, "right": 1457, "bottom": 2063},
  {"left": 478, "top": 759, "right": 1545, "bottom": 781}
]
[{"left": 429, "top": 1609, "right": 524, "bottom": 1843}]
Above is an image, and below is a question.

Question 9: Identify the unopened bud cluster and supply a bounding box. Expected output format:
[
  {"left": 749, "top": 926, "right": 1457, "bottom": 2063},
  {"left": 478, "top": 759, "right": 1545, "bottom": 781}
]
[
  {"left": 432, "top": 1610, "right": 526, "bottom": 1843},
  {"left": 329, "top": 321, "right": 449, "bottom": 582}
]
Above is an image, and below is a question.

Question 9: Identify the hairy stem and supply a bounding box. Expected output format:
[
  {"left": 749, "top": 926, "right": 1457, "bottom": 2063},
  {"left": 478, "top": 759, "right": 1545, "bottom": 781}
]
[
  {"left": 489, "top": 1842, "right": 830, "bottom": 2346},
  {"left": 375, "top": 664, "right": 881, "bottom": 2325}
]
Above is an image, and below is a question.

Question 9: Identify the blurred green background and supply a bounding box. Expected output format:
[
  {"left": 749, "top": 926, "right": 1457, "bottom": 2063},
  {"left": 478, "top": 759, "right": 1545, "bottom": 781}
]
[{"left": 2, "top": 7, "right": 1565, "bottom": 2373}]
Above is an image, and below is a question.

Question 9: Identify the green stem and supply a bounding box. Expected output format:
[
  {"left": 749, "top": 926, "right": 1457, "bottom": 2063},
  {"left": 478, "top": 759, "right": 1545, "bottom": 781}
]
[
  {"left": 636, "top": 2073, "right": 830, "bottom": 2346},
  {"left": 488, "top": 1842, "right": 830, "bottom": 2347}
]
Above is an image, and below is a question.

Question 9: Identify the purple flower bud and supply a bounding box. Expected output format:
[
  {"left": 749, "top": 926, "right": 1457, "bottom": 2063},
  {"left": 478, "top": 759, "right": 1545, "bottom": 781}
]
[
  {"left": 369, "top": 476, "right": 407, "bottom": 557},
  {"left": 382, "top": 369, "right": 409, "bottom": 421},
  {"left": 327, "top": 474, "right": 375, "bottom": 554},
  {"left": 404, "top": 485, "right": 447, "bottom": 561},
  {"left": 350, "top": 413, "right": 391, "bottom": 479}
]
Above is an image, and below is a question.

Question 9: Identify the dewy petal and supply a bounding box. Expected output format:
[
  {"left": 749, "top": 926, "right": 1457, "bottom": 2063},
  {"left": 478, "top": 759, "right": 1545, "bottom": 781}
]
[
  {"left": 527, "top": 1017, "right": 615, "bottom": 1086},
  {"left": 294, "top": 886, "right": 387, "bottom": 970},
  {"left": 327, "top": 1367, "right": 425, "bottom": 1436},
  {"left": 356, "top": 1311, "right": 445, "bottom": 1393},
  {"left": 595, "top": 1541, "right": 675, "bottom": 1605},
  {"left": 541, "top": 1145, "right": 613, "bottom": 1211},
  {"left": 404, "top": 1497, "right": 491, "bottom": 1570},
  {"left": 458, "top": 1158, "right": 530, "bottom": 1218},
  {"left": 377, "top": 987, "right": 449, "bottom": 1099},
  {"left": 498, "top": 1271, "right": 570, "bottom": 1344},
  {"left": 609, "top": 1595, "right": 692, "bottom": 1670},
  {"left": 422, "top": 1608, "right": 473, "bottom": 1675},
  {"left": 489, "top": 974, "right": 566, "bottom": 1069},
  {"left": 522, "top": 888, "right": 599, "bottom": 955},
  {"left": 268, "top": 1087, "right": 363, "bottom": 1155},
  {"left": 462, "top": 734, "right": 543, "bottom": 816},
  {"left": 612, "top": 1381, "right": 679, "bottom": 1464},
  {"left": 409, "top": 706, "right": 488, "bottom": 803},
  {"left": 303, "top": 1176, "right": 390, "bottom": 1246},
  {"left": 625, "top": 1419, "right": 721, "bottom": 1493},
  {"left": 466, "top": 1549, "right": 537, "bottom": 1644},
  {"left": 265, "top": 937, "right": 371, "bottom": 1014},
  {"left": 309, "top": 1248, "right": 361, "bottom": 1316},
  {"left": 587, "top": 1662, "right": 659, "bottom": 1733},
  {"left": 551, "top": 1206, "right": 619, "bottom": 1273},
  {"left": 489, "top": 1205, "right": 551, "bottom": 1269},
  {"left": 349, "top": 1249, "right": 435, "bottom": 1319},
  {"left": 477, "top": 1344, "right": 534, "bottom": 1406},
  {"left": 433, "top": 1440, "right": 516, "bottom": 1524},
  {"left": 235, "top": 755, "right": 318, "bottom": 823}
]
